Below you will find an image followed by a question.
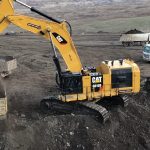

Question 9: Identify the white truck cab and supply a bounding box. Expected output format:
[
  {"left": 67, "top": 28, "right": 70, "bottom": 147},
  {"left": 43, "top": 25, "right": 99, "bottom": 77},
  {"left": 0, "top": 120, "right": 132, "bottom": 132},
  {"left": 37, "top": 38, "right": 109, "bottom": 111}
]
[{"left": 143, "top": 44, "right": 150, "bottom": 61}]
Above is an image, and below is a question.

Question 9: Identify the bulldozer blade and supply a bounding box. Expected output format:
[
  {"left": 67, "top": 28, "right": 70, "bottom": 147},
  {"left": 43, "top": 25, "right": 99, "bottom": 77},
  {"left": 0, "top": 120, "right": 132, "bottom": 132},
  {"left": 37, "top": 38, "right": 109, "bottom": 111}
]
[{"left": 0, "top": 0, "right": 14, "bottom": 32}]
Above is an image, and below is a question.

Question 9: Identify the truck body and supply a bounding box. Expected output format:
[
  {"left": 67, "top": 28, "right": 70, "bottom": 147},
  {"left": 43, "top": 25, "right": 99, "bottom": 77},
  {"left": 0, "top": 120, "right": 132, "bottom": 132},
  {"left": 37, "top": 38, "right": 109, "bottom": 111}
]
[{"left": 120, "top": 29, "right": 150, "bottom": 46}]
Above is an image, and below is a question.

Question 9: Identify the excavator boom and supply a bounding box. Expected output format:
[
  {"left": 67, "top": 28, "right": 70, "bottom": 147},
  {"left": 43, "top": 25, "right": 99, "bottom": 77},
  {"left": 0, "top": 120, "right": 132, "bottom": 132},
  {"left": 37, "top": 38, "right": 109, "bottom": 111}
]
[
  {"left": 0, "top": 0, "right": 82, "bottom": 73},
  {"left": 0, "top": 0, "right": 14, "bottom": 32}
]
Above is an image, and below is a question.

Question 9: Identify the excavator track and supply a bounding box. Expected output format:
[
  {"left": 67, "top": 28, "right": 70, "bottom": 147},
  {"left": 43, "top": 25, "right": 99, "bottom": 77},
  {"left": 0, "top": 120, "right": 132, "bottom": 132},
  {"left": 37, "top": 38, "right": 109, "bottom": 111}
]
[
  {"left": 40, "top": 95, "right": 129, "bottom": 123},
  {"left": 40, "top": 97, "right": 109, "bottom": 123},
  {"left": 79, "top": 101, "right": 109, "bottom": 123}
]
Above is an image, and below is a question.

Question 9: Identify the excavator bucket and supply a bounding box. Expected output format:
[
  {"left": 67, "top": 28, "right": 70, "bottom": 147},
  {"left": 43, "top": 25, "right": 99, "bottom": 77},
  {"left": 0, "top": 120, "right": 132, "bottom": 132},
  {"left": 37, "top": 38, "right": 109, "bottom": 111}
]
[
  {"left": 0, "top": 79, "right": 7, "bottom": 119},
  {"left": 0, "top": 0, "right": 14, "bottom": 32}
]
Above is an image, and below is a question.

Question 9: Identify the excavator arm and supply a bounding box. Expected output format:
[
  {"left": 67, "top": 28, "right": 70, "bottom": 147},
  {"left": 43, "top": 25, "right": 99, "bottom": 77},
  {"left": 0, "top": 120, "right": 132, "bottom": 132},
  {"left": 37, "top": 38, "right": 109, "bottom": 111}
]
[
  {"left": 7, "top": 15, "right": 82, "bottom": 73},
  {"left": 0, "top": 0, "right": 14, "bottom": 32},
  {"left": 0, "top": 0, "right": 82, "bottom": 73}
]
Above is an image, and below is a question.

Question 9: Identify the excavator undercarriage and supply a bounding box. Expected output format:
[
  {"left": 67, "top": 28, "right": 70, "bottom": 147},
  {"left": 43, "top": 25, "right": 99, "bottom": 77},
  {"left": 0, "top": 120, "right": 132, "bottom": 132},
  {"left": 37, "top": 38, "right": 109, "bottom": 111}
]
[{"left": 40, "top": 94, "right": 130, "bottom": 123}]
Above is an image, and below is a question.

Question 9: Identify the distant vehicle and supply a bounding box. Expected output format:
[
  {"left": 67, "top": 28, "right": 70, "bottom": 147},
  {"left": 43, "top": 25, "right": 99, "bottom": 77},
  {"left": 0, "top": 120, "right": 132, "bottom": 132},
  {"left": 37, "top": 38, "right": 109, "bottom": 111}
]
[
  {"left": 143, "top": 44, "right": 150, "bottom": 61},
  {"left": 120, "top": 29, "right": 150, "bottom": 47}
]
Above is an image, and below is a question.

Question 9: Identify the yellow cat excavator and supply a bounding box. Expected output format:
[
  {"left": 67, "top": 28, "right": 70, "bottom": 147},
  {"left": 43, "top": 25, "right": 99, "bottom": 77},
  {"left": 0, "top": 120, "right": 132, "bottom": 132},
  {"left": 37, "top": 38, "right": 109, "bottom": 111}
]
[{"left": 0, "top": 0, "right": 140, "bottom": 122}]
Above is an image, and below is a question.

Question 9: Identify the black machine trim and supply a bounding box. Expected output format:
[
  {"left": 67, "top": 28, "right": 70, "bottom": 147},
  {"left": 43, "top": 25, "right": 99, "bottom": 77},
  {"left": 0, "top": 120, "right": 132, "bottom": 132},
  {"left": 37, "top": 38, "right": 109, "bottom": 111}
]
[
  {"left": 111, "top": 68, "right": 132, "bottom": 88},
  {"left": 52, "top": 33, "right": 67, "bottom": 44},
  {"left": 61, "top": 73, "right": 83, "bottom": 94},
  {"left": 31, "top": 7, "right": 61, "bottom": 24}
]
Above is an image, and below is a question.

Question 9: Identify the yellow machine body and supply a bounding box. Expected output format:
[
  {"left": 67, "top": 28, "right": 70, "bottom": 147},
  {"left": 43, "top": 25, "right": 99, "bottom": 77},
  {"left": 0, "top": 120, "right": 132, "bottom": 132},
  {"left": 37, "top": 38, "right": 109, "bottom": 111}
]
[
  {"left": 8, "top": 15, "right": 82, "bottom": 73},
  {"left": 0, "top": 0, "right": 140, "bottom": 105},
  {"left": 60, "top": 59, "right": 140, "bottom": 102}
]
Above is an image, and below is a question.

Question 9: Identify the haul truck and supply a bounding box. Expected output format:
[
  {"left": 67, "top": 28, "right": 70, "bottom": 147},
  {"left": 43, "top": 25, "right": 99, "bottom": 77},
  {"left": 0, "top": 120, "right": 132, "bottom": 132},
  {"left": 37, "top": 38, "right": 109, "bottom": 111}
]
[{"left": 120, "top": 29, "right": 150, "bottom": 47}]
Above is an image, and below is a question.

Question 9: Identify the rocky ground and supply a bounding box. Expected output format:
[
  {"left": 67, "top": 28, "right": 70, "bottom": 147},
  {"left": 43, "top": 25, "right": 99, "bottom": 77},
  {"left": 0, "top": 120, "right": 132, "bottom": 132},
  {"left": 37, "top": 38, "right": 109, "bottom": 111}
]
[{"left": 0, "top": 32, "right": 149, "bottom": 150}]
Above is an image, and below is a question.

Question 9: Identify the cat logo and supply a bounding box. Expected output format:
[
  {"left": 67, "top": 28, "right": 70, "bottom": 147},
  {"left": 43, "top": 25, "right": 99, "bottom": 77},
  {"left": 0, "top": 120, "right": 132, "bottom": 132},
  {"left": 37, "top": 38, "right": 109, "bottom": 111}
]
[
  {"left": 56, "top": 35, "right": 64, "bottom": 43},
  {"left": 92, "top": 76, "right": 102, "bottom": 84},
  {"left": 91, "top": 75, "right": 103, "bottom": 91},
  {"left": 27, "top": 23, "right": 41, "bottom": 30},
  {"left": 52, "top": 33, "right": 67, "bottom": 44}
]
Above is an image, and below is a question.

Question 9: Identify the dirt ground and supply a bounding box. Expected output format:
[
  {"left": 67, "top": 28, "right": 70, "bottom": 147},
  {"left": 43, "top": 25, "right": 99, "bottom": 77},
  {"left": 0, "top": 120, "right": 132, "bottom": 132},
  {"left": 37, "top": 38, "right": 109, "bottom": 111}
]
[{"left": 0, "top": 32, "right": 149, "bottom": 150}]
